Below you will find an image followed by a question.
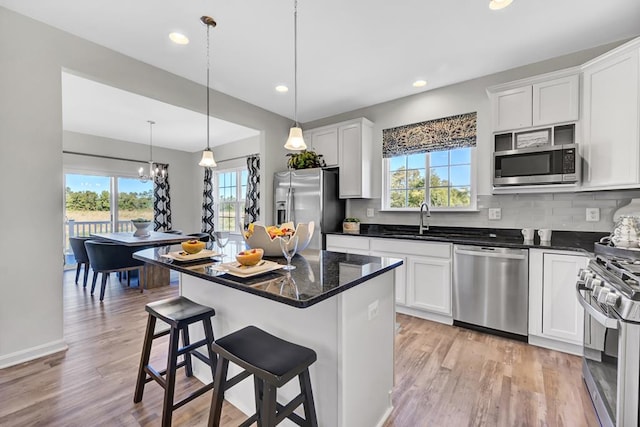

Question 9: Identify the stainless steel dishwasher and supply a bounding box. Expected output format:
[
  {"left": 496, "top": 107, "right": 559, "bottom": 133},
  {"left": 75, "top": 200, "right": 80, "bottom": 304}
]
[{"left": 453, "top": 245, "right": 529, "bottom": 338}]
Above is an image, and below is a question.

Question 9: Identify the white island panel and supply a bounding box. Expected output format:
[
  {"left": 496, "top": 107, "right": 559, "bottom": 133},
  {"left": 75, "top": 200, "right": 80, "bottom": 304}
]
[{"left": 180, "top": 269, "right": 395, "bottom": 427}]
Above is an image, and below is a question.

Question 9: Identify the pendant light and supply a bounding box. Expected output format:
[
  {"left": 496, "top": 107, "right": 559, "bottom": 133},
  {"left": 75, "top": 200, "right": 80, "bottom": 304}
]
[
  {"left": 198, "top": 16, "right": 218, "bottom": 168},
  {"left": 489, "top": 0, "right": 513, "bottom": 10},
  {"left": 284, "top": 0, "right": 307, "bottom": 151},
  {"left": 139, "top": 120, "right": 166, "bottom": 183}
]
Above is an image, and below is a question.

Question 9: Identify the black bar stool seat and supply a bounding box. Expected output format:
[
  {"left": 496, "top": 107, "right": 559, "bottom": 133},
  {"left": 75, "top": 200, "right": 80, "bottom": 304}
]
[
  {"left": 208, "top": 325, "right": 318, "bottom": 427},
  {"left": 134, "top": 296, "right": 217, "bottom": 427}
]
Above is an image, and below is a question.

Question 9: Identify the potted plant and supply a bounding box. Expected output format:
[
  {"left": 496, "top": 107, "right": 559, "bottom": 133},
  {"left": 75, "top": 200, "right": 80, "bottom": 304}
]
[
  {"left": 342, "top": 217, "right": 361, "bottom": 234},
  {"left": 286, "top": 150, "right": 327, "bottom": 170}
]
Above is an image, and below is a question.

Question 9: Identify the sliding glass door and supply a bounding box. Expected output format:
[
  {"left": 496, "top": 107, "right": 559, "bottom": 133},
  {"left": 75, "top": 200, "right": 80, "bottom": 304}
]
[
  {"left": 116, "top": 177, "right": 153, "bottom": 229},
  {"left": 64, "top": 173, "right": 152, "bottom": 265}
]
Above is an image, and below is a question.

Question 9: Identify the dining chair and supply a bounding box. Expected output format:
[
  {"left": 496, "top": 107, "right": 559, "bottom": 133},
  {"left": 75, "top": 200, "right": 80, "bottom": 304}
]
[
  {"left": 69, "top": 236, "right": 92, "bottom": 287},
  {"left": 84, "top": 240, "right": 147, "bottom": 301}
]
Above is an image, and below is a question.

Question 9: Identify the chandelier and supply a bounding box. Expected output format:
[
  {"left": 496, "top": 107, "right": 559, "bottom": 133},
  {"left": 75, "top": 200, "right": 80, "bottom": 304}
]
[{"left": 139, "top": 120, "right": 166, "bottom": 183}]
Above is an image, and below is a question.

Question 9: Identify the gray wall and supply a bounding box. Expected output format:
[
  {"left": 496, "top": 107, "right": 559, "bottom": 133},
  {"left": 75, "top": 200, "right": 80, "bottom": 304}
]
[
  {"left": 304, "top": 39, "right": 635, "bottom": 233},
  {"left": 0, "top": 7, "right": 290, "bottom": 367}
]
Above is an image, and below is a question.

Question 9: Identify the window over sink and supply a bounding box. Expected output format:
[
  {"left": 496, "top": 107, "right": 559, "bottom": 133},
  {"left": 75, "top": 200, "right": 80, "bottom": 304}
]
[
  {"left": 383, "top": 148, "right": 476, "bottom": 210},
  {"left": 381, "top": 112, "right": 477, "bottom": 211}
]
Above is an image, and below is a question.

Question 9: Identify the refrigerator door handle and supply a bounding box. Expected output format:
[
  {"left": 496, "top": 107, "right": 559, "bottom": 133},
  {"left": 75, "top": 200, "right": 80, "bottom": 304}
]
[{"left": 285, "top": 187, "right": 294, "bottom": 223}]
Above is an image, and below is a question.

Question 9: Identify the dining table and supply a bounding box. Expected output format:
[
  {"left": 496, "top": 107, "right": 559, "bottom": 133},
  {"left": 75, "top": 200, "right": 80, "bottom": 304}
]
[{"left": 90, "top": 231, "right": 195, "bottom": 288}]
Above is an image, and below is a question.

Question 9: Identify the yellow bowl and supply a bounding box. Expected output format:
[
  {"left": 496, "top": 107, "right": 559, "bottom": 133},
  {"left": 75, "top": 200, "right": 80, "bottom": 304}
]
[
  {"left": 181, "top": 239, "right": 206, "bottom": 254},
  {"left": 236, "top": 248, "right": 264, "bottom": 266}
]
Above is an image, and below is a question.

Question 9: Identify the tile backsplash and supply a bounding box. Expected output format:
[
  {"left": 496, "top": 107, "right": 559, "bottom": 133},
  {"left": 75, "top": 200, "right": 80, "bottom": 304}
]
[{"left": 348, "top": 190, "right": 640, "bottom": 233}]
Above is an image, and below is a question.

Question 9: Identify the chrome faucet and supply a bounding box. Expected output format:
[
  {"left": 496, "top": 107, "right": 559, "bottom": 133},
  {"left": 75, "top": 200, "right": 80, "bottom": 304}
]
[{"left": 419, "top": 201, "right": 431, "bottom": 234}]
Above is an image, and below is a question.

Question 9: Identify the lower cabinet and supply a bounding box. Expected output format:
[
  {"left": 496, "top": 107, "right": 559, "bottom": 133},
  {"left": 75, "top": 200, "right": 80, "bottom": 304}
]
[
  {"left": 334, "top": 236, "right": 453, "bottom": 325},
  {"left": 405, "top": 255, "right": 451, "bottom": 316},
  {"left": 325, "top": 234, "right": 370, "bottom": 255},
  {"left": 528, "top": 249, "right": 587, "bottom": 355}
]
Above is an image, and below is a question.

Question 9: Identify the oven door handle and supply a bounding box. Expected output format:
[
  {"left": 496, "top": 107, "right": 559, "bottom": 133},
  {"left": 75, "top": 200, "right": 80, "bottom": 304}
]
[{"left": 575, "top": 283, "right": 619, "bottom": 329}]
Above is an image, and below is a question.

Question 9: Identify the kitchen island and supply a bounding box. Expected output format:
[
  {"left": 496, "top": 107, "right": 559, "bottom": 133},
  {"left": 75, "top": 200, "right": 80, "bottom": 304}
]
[{"left": 134, "top": 247, "right": 402, "bottom": 427}]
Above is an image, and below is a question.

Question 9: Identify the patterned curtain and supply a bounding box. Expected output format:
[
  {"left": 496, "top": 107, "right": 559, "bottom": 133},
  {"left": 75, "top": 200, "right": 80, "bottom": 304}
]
[
  {"left": 244, "top": 155, "right": 260, "bottom": 228},
  {"left": 382, "top": 112, "right": 477, "bottom": 158},
  {"left": 201, "top": 167, "right": 215, "bottom": 242},
  {"left": 153, "top": 164, "right": 172, "bottom": 231}
]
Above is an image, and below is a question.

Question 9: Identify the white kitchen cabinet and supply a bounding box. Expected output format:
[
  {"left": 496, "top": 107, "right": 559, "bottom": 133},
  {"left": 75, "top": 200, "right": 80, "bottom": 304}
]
[
  {"left": 406, "top": 256, "right": 451, "bottom": 316},
  {"left": 369, "top": 240, "right": 407, "bottom": 305},
  {"left": 370, "top": 238, "right": 452, "bottom": 324},
  {"left": 580, "top": 39, "right": 640, "bottom": 190},
  {"left": 488, "top": 69, "right": 580, "bottom": 132},
  {"left": 327, "top": 235, "right": 453, "bottom": 324},
  {"left": 303, "top": 127, "right": 338, "bottom": 167},
  {"left": 491, "top": 86, "right": 533, "bottom": 131},
  {"left": 529, "top": 249, "right": 587, "bottom": 355},
  {"left": 338, "top": 118, "right": 373, "bottom": 198},
  {"left": 532, "top": 74, "right": 580, "bottom": 126},
  {"left": 302, "top": 118, "right": 374, "bottom": 198},
  {"left": 325, "top": 234, "right": 370, "bottom": 255}
]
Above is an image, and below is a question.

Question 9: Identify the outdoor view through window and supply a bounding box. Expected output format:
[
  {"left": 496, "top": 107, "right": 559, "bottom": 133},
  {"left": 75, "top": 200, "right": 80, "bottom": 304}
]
[{"left": 64, "top": 173, "right": 153, "bottom": 264}]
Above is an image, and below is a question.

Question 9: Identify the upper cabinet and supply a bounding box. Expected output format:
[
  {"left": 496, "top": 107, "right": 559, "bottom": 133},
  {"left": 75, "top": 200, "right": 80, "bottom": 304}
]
[
  {"left": 304, "top": 118, "right": 374, "bottom": 199},
  {"left": 491, "top": 86, "right": 533, "bottom": 131},
  {"left": 488, "top": 70, "right": 580, "bottom": 132},
  {"left": 580, "top": 39, "right": 640, "bottom": 190},
  {"left": 532, "top": 75, "right": 580, "bottom": 127},
  {"left": 304, "top": 127, "right": 339, "bottom": 167}
]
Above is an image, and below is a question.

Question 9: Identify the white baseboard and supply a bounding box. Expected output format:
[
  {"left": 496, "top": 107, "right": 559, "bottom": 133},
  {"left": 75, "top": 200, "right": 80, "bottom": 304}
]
[
  {"left": 0, "top": 339, "right": 68, "bottom": 369},
  {"left": 528, "top": 335, "right": 582, "bottom": 356},
  {"left": 396, "top": 305, "right": 453, "bottom": 325}
]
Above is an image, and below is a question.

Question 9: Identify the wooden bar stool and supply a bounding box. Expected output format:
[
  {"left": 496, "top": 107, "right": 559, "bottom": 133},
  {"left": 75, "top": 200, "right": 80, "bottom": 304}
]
[
  {"left": 208, "top": 326, "right": 318, "bottom": 427},
  {"left": 134, "top": 296, "right": 217, "bottom": 427}
]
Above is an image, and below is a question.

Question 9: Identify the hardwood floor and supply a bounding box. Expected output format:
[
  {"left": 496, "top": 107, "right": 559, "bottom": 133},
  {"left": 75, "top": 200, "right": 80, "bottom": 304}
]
[{"left": 0, "top": 271, "right": 598, "bottom": 426}]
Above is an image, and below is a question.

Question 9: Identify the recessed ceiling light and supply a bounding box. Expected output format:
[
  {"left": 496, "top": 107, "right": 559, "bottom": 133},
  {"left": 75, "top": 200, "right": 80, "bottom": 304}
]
[
  {"left": 413, "top": 80, "right": 427, "bottom": 88},
  {"left": 169, "top": 32, "right": 189, "bottom": 45},
  {"left": 489, "top": 0, "right": 513, "bottom": 10},
  {"left": 275, "top": 85, "right": 289, "bottom": 93}
]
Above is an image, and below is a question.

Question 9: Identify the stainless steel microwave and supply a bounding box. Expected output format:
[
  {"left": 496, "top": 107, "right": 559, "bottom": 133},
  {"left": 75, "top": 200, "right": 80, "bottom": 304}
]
[{"left": 493, "top": 143, "right": 580, "bottom": 186}]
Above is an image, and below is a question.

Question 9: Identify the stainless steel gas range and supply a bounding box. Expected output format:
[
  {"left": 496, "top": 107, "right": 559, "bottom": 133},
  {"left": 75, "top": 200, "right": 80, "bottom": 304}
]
[{"left": 577, "top": 248, "right": 640, "bottom": 427}]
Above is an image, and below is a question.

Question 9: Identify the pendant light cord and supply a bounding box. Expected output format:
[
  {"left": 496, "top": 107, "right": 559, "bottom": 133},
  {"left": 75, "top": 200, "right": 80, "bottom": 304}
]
[
  {"left": 294, "top": 0, "right": 299, "bottom": 127},
  {"left": 148, "top": 120, "right": 154, "bottom": 163},
  {"left": 206, "top": 23, "right": 211, "bottom": 150}
]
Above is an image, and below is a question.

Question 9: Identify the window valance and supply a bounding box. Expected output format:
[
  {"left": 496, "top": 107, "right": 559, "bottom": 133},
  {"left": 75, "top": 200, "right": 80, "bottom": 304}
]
[{"left": 382, "top": 112, "right": 477, "bottom": 158}]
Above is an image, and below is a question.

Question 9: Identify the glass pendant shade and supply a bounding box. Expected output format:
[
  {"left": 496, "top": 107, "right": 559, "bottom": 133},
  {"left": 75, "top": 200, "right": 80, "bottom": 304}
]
[
  {"left": 199, "top": 149, "right": 217, "bottom": 167},
  {"left": 284, "top": 126, "right": 307, "bottom": 150},
  {"left": 489, "top": 0, "right": 513, "bottom": 10}
]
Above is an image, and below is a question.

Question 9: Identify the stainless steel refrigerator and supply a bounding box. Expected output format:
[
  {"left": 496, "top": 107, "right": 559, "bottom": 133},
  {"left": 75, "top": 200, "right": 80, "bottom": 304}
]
[{"left": 274, "top": 168, "right": 345, "bottom": 250}]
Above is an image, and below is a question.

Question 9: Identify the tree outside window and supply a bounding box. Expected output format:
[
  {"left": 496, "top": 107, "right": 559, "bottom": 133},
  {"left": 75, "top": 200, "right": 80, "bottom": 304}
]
[{"left": 386, "top": 148, "right": 473, "bottom": 210}]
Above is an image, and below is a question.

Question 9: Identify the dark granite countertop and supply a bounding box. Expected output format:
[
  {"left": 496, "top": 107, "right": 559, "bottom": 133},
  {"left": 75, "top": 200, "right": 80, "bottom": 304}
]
[
  {"left": 326, "top": 224, "right": 609, "bottom": 254},
  {"left": 134, "top": 247, "right": 402, "bottom": 308}
]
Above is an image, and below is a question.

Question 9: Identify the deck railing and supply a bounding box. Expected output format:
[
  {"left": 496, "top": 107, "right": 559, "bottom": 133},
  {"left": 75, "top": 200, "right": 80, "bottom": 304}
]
[{"left": 64, "top": 220, "right": 136, "bottom": 256}]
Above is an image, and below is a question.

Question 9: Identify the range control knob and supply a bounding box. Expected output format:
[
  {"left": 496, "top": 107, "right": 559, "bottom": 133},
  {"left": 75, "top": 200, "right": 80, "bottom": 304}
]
[
  {"left": 591, "top": 278, "right": 603, "bottom": 289},
  {"left": 597, "top": 288, "right": 611, "bottom": 304},
  {"left": 605, "top": 292, "right": 621, "bottom": 308},
  {"left": 585, "top": 277, "right": 595, "bottom": 289},
  {"left": 592, "top": 285, "right": 604, "bottom": 299},
  {"left": 578, "top": 269, "right": 594, "bottom": 280}
]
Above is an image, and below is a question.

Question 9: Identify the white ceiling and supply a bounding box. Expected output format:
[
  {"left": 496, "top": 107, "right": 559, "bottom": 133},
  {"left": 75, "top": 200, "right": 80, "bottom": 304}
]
[
  {"left": 3, "top": 0, "right": 640, "bottom": 151},
  {"left": 61, "top": 72, "right": 259, "bottom": 152}
]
